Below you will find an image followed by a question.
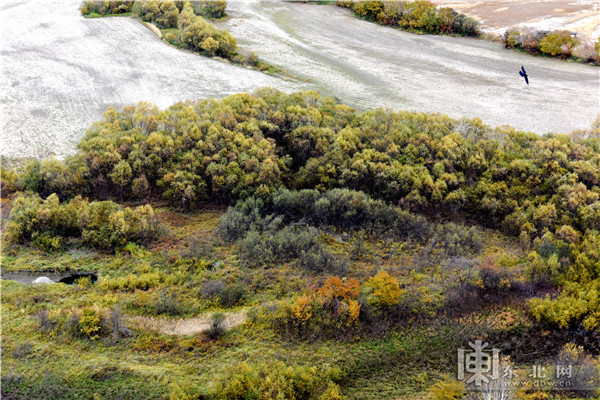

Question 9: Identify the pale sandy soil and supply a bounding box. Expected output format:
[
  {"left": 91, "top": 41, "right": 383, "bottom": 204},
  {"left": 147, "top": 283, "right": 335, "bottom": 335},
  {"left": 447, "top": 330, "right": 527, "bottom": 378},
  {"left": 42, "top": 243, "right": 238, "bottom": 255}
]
[
  {"left": 431, "top": 0, "right": 600, "bottom": 41},
  {"left": 1, "top": 1, "right": 599, "bottom": 159},
  {"left": 128, "top": 311, "right": 247, "bottom": 336}
]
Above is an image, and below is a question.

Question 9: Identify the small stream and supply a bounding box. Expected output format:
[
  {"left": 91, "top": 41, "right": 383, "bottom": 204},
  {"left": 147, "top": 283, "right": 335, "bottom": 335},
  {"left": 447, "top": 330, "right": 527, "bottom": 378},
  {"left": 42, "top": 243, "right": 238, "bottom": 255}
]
[{"left": 1, "top": 271, "right": 98, "bottom": 284}]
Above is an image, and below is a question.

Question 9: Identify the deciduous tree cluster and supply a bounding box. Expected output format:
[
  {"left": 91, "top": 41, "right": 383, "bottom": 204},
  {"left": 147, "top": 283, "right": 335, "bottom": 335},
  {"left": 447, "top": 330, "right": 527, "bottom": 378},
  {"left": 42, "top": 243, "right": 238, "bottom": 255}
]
[
  {"left": 80, "top": 0, "right": 134, "bottom": 16},
  {"left": 4, "top": 88, "right": 600, "bottom": 329},
  {"left": 81, "top": 1, "right": 237, "bottom": 60},
  {"left": 5, "top": 193, "right": 158, "bottom": 251},
  {"left": 336, "top": 0, "right": 480, "bottom": 36},
  {"left": 504, "top": 28, "right": 599, "bottom": 64}
]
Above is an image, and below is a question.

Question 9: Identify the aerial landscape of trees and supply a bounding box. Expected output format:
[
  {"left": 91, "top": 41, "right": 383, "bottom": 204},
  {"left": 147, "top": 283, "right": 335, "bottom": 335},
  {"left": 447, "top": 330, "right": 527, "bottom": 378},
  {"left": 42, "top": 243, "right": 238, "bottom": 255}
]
[
  {"left": 2, "top": 1, "right": 600, "bottom": 399},
  {"left": 2, "top": 91, "right": 599, "bottom": 397},
  {"left": 8, "top": 89, "right": 600, "bottom": 247}
]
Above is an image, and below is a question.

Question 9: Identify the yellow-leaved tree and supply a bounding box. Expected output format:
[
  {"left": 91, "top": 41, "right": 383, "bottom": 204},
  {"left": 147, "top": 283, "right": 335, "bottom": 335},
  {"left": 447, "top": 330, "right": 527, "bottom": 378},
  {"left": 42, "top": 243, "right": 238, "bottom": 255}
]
[{"left": 364, "top": 271, "right": 403, "bottom": 308}]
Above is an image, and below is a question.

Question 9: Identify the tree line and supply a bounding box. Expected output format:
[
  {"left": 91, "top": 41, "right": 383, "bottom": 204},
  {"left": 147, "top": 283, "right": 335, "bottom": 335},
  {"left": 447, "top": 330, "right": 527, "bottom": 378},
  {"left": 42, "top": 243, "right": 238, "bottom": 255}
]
[
  {"left": 336, "top": 0, "right": 480, "bottom": 36},
  {"left": 81, "top": 1, "right": 237, "bottom": 60},
  {"left": 82, "top": 1, "right": 227, "bottom": 19},
  {"left": 335, "top": 1, "right": 599, "bottom": 64},
  {"left": 504, "top": 28, "right": 600, "bottom": 64}
]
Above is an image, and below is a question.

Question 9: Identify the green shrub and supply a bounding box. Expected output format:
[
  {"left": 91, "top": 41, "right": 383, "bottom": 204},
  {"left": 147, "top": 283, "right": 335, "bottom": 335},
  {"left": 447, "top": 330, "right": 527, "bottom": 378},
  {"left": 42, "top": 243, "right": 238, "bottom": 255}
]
[
  {"left": 218, "top": 283, "right": 247, "bottom": 308},
  {"left": 156, "top": 290, "right": 183, "bottom": 315},
  {"left": 200, "top": 280, "right": 225, "bottom": 299},
  {"left": 298, "top": 245, "right": 349, "bottom": 275},
  {"left": 37, "top": 307, "right": 128, "bottom": 341},
  {"left": 451, "top": 13, "right": 479, "bottom": 36},
  {"left": 503, "top": 28, "right": 585, "bottom": 61},
  {"left": 154, "top": 1, "right": 180, "bottom": 28},
  {"left": 179, "top": 5, "right": 237, "bottom": 58},
  {"left": 504, "top": 29, "right": 520, "bottom": 48},
  {"left": 339, "top": 0, "right": 479, "bottom": 36},
  {"left": 218, "top": 197, "right": 270, "bottom": 242},
  {"left": 211, "top": 361, "right": 344, "bottom": 400},
  {"left": 79, "top": 308, "right": 102, "bottom": 339},
  {"left": 540, "top": 30, "right": 579, "bottom": 58},
  {"left": 201, "top": 36, "right": 219, "bottom": 56},
  {"left": 238, "top": 227, "right": 318, "bottom": 267},
  {"left": 191, "top": 0, "right": 227, "bottom": 19},
  {"left": 5, "top": 192, "right": 158, "bottom": 251},
  {"left": 82, "top": 1, "right": 134, "bottom": 16},
  {"left": 530, "top": 280, "right": 600, "bottom": 331},
  {"left": 31, "top": 232, "right": 62, "bottom": 252},
  {"left": 236, "top": 225, "right": 347, "bottom": 274},
  {"left": 206, "top": 312, "right": 226, "bottom": 340},
  {"left": 101, "top": 271, "right": 163, "bottom": 291},
  {"left": 554, "top": 343, "right": 599, "bottom": 396},
  {"left": 22, "top": 160, "right": 43, "bottom": 192},
  {"left": 525, "top": 251, "right": 562, "bottom": 285},
  {"left": 221, "top": 188, "right": 481, "bottom": 261},
  {"left": 5, "top": 193, "right": 80, "bottom": 248}
]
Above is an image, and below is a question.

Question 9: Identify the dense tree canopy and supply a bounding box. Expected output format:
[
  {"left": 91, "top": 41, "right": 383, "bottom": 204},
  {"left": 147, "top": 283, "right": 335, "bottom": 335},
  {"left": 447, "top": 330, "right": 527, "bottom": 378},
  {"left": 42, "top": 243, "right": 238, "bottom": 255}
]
[
  {"left": 9, "top": 89, "right": 600, "bottom": 235},
  {"left": 4, "top": 88, "right": 600, "bottom": 329}
]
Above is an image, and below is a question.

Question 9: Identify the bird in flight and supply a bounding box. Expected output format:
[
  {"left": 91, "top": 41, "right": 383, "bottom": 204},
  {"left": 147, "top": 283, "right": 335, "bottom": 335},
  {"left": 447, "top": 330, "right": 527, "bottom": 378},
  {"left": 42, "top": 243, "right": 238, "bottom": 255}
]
[{"left": 519, "top": 65, "right": 529, "bottom": 85}]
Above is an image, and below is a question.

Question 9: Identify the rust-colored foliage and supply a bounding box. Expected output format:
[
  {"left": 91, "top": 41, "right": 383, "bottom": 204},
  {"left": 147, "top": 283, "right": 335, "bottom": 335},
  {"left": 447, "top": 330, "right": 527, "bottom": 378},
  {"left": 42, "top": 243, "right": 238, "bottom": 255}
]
[{"left": 317, "top": 276, "right": 360, "bottom": 300}]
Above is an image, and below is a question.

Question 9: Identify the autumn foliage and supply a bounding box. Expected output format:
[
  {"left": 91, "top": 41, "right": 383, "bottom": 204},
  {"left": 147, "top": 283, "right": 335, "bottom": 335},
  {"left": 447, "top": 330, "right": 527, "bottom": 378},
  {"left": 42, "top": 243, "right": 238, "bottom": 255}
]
[
  {"left": 268, "top": 273, "right": 415, "bottom": 340},
  {"left": 81, "top": 1, "right": 237, "bottom": 60},
  {"left": 3, "top": 88, "right": 600, "bottom": 331},
  {"left": 503, "top": 28, "right": 599, "bottom": 64},
  {"left": 337, "top": 0, "right": 479, "bottom": 36}
]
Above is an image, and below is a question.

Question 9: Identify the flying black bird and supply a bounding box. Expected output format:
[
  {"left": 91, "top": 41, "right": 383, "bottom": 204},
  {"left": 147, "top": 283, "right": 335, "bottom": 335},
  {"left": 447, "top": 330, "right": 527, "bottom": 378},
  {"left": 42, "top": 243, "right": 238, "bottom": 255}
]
[{"left": 519, "top": 65, "right": 529, "bottom": 85}]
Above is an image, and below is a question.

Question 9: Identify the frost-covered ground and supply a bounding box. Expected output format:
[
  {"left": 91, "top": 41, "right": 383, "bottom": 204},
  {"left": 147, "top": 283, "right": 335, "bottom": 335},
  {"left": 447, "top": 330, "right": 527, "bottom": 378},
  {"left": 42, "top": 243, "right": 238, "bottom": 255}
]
[
  {"left": 219, "top": 1, "right": 599, "bottom": 135},
  {"left": 0, "top": 1, "right": 302, "bottom": 159},
  {"left": 1, "top": 1, "right": 599, "bottom": 159}
]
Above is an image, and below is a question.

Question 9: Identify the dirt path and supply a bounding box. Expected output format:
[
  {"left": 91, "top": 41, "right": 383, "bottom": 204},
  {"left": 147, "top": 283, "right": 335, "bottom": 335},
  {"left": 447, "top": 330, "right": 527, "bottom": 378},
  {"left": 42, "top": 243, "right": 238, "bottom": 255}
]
[{"left": 128, "top": 311, "right": 247, "bottom": 336}]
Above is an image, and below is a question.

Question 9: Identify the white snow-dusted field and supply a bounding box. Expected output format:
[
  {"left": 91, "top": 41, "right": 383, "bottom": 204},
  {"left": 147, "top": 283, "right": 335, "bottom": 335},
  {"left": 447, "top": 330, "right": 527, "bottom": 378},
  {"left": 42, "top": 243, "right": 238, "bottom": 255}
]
[
  {"left": 1, "top": 1, "right": 599, "bottom": 159},
  {"left": 0, "top": 1, "right": 303, "bottom": 159},
  {"left": 218, "top": 1, "right": 599, "bottom": 134}
]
